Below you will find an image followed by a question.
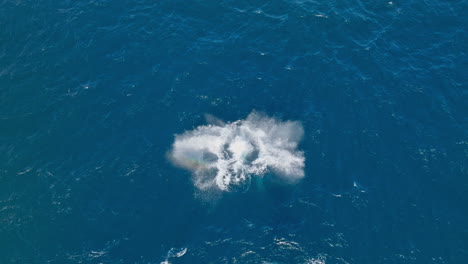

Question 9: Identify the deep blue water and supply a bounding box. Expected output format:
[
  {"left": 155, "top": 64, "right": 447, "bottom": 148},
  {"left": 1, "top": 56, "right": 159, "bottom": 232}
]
[{"left": 1, "top": 0, "right": 467, "bottom": 263}]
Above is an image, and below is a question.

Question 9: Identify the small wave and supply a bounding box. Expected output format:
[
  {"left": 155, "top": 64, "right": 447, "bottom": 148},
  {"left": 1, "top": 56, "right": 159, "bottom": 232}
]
[{"left": 169, "top": 111, "right": 305, "bottom": 191}]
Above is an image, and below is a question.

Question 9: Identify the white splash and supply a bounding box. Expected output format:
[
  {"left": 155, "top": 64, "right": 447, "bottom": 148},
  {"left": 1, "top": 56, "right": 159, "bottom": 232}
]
[
  {"left": 160, "top": 247, "right": 187, "bottom": 264},
  {"left": 169, "top": 112, "right": 305, "bottom": 191}
]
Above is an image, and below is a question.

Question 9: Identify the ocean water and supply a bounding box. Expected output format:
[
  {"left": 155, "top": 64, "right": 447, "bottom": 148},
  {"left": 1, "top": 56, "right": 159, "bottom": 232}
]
[{"left": 0, "top": 0, "right": 467, "bottom": 263}]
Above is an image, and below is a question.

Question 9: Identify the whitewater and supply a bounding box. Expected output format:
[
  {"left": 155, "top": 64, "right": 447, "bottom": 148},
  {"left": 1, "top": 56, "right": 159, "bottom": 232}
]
[{"left": 169, "top": 112, "right": 305, "bottom": 191}]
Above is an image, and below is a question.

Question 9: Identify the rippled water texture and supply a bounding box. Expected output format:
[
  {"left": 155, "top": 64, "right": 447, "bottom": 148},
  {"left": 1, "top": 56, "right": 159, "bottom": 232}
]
[{"left": 0, "top": 0, "right": 466, "bottom": 263}]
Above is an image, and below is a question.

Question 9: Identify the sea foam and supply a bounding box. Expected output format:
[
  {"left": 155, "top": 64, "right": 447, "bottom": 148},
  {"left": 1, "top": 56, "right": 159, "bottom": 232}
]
[{"left": 169, "top": 112, "right": 305, "bottom": 191}]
